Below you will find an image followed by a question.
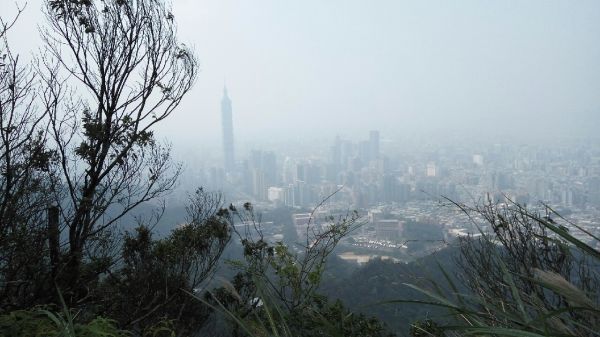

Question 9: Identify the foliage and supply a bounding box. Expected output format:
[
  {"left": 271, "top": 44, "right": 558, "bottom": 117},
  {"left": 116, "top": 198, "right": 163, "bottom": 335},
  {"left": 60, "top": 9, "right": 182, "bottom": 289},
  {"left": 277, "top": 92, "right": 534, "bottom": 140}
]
[
  {"left": 90, "top": 189, "right": 231, "bottom": 334},
  {"left": 0, "top": 307, "right": 129, "bottom": 337},
  {"left": 409, "top": 319, "right": 444, "bottom": 337},
  {"left": 297, "top": 299, "right": 396, "bottom": 337},
  {"left": 321, "top": 249, "right": 459, "bottom": 336},
  {"left": 400, "top": 199, "right": 600, "bottom": 337},
  {"left": 228, "top": 204, "right": 361, "bottom": 310},
  {"left": 193, "top": 203, "right": 395, "bottom": 336}
]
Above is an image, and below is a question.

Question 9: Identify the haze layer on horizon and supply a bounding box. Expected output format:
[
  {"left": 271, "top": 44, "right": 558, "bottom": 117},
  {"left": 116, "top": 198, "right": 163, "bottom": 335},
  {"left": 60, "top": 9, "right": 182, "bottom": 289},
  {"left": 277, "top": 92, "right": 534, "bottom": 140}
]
[{"left": 6, "top": 0, "right": 600, "bottom": 146}]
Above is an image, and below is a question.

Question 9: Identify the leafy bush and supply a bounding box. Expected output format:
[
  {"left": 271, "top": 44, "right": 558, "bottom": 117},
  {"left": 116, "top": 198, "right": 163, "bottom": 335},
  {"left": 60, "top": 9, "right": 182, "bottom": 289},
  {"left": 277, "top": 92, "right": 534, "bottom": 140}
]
[
  {"left": 0, "top": 308, "right": 129, "bottom": 337},
  {"left": 192, "top": 205, "right": 395, "bottom": 337}
]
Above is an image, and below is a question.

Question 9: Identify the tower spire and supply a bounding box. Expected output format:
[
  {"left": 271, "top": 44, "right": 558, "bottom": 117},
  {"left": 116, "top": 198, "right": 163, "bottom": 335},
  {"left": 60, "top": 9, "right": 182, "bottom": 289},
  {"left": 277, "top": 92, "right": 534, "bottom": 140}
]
[{"left": 221, "top": 84, "right": 234, "bottom": 172}]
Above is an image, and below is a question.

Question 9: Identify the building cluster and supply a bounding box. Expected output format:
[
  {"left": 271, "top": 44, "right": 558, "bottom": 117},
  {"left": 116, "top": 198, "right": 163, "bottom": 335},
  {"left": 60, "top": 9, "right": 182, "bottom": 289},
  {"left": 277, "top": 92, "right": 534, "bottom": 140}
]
[{"left": 177, "top": 88, "right": 600, "bottom": 259}]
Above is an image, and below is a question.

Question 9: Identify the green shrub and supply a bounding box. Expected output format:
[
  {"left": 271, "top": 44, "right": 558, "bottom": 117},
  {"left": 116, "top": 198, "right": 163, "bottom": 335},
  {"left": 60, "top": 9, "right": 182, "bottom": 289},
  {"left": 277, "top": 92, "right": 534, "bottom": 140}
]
[
  {"left": 402, "top": 201, "right": 600, "bottom": 337},
  {"left": 0, "top": 308, "right": 129, "bottom": 337}
]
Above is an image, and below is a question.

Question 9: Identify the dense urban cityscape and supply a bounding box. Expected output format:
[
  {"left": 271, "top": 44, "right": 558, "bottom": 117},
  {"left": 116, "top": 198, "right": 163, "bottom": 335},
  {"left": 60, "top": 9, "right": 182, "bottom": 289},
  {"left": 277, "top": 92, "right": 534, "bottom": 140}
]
[{"left": 163, "top": 87, "right": 600, "bottom": 264}]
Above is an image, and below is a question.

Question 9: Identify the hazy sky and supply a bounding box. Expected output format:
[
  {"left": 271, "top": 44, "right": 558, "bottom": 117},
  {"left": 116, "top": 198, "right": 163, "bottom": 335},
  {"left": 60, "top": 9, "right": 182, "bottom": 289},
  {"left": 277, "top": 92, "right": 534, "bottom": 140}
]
[{"left": 6, "top": 0, "right": 600, "bottom": 146}]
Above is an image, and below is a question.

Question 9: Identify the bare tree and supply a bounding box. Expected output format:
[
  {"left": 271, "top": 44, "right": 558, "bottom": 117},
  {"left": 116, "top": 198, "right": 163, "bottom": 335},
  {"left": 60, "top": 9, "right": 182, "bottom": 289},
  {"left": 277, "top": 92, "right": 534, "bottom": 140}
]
[
  {"left": 38, "top": 0, "right": 197, "bottom": 295},
  {"left": 0, "top": 4, "right": 57, "bottom": 310}
]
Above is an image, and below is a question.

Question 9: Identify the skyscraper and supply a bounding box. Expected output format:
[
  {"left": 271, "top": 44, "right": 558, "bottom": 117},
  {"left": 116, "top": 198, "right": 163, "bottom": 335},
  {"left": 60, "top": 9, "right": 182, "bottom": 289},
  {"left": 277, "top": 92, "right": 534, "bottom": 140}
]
[
  {"left": 221, "top": 86, "right": 235, "bottom": 172},
  {"left": 369, "top": 130, "right": 380, "bottom": 161}
]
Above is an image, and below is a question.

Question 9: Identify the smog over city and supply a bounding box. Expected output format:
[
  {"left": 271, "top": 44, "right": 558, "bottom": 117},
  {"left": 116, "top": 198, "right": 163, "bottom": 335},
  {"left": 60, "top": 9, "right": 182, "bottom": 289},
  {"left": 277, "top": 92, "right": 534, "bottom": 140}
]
[{"left": 1, "top": 1, "right": 600, "bottom": 336}]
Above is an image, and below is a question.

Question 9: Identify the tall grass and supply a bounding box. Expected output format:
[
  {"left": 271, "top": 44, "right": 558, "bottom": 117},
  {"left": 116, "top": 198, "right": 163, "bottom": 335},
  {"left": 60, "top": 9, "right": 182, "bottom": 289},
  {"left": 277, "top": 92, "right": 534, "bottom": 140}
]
[
  {"left": 396, "top": 201, "right": 600, "bottom": 337},
  {"left": 0, "top": 289, "right": 130, "bottom": 337}
]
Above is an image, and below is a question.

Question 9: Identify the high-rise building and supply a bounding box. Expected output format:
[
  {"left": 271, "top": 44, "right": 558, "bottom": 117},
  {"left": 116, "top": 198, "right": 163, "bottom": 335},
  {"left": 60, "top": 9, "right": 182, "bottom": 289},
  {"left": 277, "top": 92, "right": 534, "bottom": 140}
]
[
  {"left": 358, "top": 140, "right": 370, "bottom": 165},
  {"left": 221, "top": 86, "right": 235, "bottom": 172},
  {"left": 358, "top": 130, "right": 380, "bottom": 164},
  {"left": 250, "top": 150, "right": 277, "bottom": 185},
  {"left": 375, "top": 219, "right": 402, "bottom": 241},
  {"left": 369, "top": 130, "right": 380, "bottom": 161},
  {"left": 251, "top": 169, "right": 266, "bottom": 200},
  {"left": 426, "top": 162, "right": 437, "bottom": 177},
  {"left": 328, "top": 136, "right": 342, "bottom": 182},
  {"left": 268, "top": 187, "right": 285, "bottom": 204}
]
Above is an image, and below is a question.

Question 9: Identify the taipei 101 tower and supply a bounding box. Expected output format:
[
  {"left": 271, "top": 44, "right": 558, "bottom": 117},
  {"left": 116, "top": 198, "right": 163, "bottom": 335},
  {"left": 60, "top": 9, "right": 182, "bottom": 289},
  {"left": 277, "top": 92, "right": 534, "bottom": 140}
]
[{"left": 221, "top": 86, "right": 235, "bottom": 172}]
